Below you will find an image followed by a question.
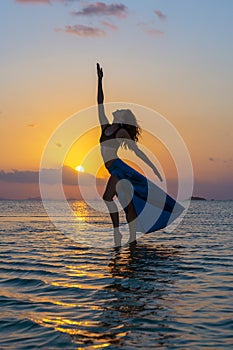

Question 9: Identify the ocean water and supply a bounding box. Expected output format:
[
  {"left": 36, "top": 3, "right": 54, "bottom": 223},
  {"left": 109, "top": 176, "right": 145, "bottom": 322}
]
[{"left": 0, "top": 200, "right": 232, "bottom": 349}]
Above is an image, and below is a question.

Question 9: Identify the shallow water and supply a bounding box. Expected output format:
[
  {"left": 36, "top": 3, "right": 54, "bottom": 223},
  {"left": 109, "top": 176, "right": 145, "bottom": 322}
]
[{"left": 0, "top": 200, "right": 233, "bottom": 349}]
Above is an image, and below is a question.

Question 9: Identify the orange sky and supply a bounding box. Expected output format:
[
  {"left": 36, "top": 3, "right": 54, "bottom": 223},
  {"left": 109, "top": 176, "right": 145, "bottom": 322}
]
[{"left": 0, "top": 0, "right": 233, "bottom": 199}]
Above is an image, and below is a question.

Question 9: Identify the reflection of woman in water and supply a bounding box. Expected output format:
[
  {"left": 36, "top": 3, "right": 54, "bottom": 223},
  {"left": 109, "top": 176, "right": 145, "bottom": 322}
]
[{"left": 97, "top": 63, "right": 163, "bottom": 246}]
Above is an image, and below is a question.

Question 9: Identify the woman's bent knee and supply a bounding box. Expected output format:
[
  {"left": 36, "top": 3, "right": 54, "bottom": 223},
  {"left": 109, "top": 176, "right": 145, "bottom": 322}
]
[{"left": 103, "top": 193, "right": 114, "bottom": 202}]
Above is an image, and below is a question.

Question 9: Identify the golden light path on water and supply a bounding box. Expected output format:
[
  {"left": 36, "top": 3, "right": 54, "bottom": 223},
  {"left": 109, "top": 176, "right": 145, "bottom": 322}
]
[{"left": 0, "top": 200, "right": 232, "bottom": 348}]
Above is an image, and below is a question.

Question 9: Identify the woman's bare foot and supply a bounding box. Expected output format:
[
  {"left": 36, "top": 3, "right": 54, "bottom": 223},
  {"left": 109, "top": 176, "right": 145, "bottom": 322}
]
[
  {"left": 113, "top": 228, "right": 122, "bottom": 247},
  {"left": 128, "top": 239, "right": 137, "bottom": 248}
]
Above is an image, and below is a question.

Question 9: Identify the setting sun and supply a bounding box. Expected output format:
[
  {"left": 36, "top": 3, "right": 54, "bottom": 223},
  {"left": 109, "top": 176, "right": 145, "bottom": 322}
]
[{"left": 75, "top": 165, "right": 85, "bottom": 172}]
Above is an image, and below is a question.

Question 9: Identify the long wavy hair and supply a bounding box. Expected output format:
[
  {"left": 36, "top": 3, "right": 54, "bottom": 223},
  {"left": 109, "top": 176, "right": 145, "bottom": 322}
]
[{"left": 117, "top": 109, "right": 142, "bottom": 149}]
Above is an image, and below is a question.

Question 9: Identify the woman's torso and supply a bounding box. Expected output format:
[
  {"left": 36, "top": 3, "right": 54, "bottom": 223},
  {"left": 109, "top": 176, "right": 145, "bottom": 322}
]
[{"left": 100, "top": 124, "right": 123, "bottom": 167}]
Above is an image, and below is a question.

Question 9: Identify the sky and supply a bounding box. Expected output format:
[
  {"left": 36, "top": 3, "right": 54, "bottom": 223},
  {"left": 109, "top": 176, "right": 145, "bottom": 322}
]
[{"left": 0, "top": 0, "right": 233, "bottom": 200}]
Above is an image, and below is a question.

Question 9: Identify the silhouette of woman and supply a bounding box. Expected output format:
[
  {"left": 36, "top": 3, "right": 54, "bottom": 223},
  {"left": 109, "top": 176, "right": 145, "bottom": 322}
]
[{"left": 97, "top": 63, "right": 164, "bottom": 246}]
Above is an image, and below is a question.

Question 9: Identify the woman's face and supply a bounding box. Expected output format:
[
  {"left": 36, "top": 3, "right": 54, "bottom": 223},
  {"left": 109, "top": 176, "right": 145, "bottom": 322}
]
[{"left": 112, "top": 109, "right": 125, "bottom": 123}]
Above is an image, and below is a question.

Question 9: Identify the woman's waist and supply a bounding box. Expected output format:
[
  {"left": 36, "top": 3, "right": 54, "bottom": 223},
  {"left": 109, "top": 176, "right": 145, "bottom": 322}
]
[
  {"left": 104, "top": 158, "right": 118, "bottom": 169},
  {"left": 101, "top": 148, "right": 117, "bottom": 163}
]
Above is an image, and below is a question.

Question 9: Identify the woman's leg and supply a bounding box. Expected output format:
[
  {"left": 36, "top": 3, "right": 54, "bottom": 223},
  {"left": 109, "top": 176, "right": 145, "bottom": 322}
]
[
  {"left": 118, "top": 180, "right": 137, "bottom": 244},
  {"left": 103, "top": 175, "right": 122, "bottom": 246},
  {"left": 125, "top": 201, "right": 137, "bottom": 244}
]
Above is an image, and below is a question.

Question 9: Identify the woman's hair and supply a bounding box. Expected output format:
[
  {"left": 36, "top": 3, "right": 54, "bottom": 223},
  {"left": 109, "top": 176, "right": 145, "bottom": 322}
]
[{"left": 119, "top": 109, "right": 142, "bottom": 149}]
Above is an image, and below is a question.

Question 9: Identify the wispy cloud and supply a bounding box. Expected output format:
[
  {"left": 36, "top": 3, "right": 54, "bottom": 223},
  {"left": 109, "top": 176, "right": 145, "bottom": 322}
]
[
  {"left": 209, "top": 157, "right": 233, "bottom": 164},
  {"left": 16, "top": 0, "right": 51, "bottom": 3},
  {"left": 16, "top": 0, "right": 79, "bottom": 4},
  {"left": 56, "top": 24, "right": 105, "bottom": 37},
  {"left": 101, "top": 21, "right": 117, "bottom": 31},
  {"left": 138, "top": 22, "right": 164, "bottom": 36},
  {"left": 26, "top": 123, "right": 38, "bottom": 127},
  {"left": 0, "top": 167, "right": 106, "bottom": 186},
  {"left": 146, "top": 28, "right": 164, "bottom": 36},
  {"left": 0, "top": 169, "right": 39, "bottom": 183},
  {"left": 154, "top": 10, "right": 167, "bottom": 20},
  {"left": 55, "top": 142, "right": 62, "bottom": 148},
  {"left": 72, "top": 2, "right": 128, "bottom": 18}
]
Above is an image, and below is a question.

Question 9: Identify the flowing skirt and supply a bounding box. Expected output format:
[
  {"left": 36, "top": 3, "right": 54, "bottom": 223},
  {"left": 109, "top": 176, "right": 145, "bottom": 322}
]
[{"left": 107, "top": 158, "right": 184, "bottom": 233}]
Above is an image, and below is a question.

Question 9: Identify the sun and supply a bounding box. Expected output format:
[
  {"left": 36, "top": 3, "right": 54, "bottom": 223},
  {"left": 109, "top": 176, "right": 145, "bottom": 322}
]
[{"left": 75, "top": 165, "right": 85, "bottom": 172}]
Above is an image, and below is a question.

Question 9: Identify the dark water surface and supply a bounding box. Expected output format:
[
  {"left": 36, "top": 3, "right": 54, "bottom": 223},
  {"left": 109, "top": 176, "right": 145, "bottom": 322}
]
[{"left": 0, "top": 200, "right": 232, "bottom": 349}]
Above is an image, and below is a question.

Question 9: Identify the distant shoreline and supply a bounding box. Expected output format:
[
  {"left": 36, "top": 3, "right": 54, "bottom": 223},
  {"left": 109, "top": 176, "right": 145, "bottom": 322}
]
[{"left": 1, "top": 196, "right": 233, "bottom": 201}]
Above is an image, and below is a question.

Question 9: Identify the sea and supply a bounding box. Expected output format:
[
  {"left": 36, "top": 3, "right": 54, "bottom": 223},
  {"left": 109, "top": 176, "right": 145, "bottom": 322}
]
[{"left": 0, "top": 199, "right": 232, "bottom": 349}]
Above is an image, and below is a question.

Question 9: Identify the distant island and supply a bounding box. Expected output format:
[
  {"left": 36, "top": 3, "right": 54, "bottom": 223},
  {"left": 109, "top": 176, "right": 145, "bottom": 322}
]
[{"left": 190, "top": 196, "right": 206, "bottom": 201}]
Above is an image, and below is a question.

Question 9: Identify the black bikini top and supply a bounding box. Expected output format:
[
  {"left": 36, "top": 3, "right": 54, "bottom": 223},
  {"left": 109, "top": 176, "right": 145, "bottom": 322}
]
[{"left": 99, "top": 124, "right": 124, "bottom": 145}]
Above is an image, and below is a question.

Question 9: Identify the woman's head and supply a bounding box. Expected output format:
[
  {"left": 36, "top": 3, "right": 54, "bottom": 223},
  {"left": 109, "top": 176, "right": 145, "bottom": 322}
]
[{"left": 112, "top": 109, "right": 142, "bottom": 148}]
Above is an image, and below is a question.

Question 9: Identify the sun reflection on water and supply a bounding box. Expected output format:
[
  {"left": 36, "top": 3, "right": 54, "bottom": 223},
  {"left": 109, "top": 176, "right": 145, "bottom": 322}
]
[
  {"left": 71, "top": 201, "right": 89, "bottom": 222},
  {"left": 1, "top": 200, "right": 233, "bottom": 348},
  {"left": 31, "top": 315, "right": 127, "bottom": 347}
]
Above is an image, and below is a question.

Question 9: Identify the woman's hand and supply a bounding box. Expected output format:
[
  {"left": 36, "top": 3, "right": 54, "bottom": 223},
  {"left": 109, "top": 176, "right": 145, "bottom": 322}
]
[{"left": 97, "top": 63, "right": 103, "bottom": 80}]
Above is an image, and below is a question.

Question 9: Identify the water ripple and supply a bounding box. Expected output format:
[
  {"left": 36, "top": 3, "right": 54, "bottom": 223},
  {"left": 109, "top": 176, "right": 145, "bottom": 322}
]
[{"left": 0, "top": 200, "right": 233, "bottom": 348}]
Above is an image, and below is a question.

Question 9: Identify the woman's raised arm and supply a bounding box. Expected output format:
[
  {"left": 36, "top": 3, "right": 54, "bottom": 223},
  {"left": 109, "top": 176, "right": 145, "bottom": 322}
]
[{"left": 97, "top": 63, "right": 109, "bottom": 129}]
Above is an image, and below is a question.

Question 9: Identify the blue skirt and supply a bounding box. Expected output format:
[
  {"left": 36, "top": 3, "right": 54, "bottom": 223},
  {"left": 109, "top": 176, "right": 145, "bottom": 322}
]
[{"left": 107, "top": 158, "right": 184, "bottom": 233}]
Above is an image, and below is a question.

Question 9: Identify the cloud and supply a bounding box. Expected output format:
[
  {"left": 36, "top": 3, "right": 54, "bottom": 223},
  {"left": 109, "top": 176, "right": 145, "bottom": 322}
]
[
  {"left": 16, "top": 0, "right": 51, "bottom": 3},
  {"left": 1, "top": 167, "right": 233, "bottom": 200},
  {"left": 101, "top": 21, "right": 117, "bottom": 31},
  {"left": 0, "top": 167, "right": 106, "bottom": 200},
  {"left": 72, "top": 2, "right": 128, "bottom": 18},
  {"left": 138, "top": 22, "right": 164, "bottom": 36},
  {"left": 62, "top": 166, "right": 105, "bottom": 186},
  {"left": 209, "top": 156, "right": 233, "bottom": 165},
  {"left": 147, "top": 28, "right": 164, "bottom": 36},
  {"left": 0, "top": 169, "right": 39, "bottom": 183},
  {"left": 26, "top": 123, "right": 38, "bottom": 128},
  {"left": 0, "top": 167, "right": 106, "bottom": 186},
  {"left": 57, "top": 24, "right": 105, "bottom": 37},
  {"left": 55, "top": 142, "right": 62, "bottom": 148},
  {"left": 16, "top": 0, "right": 79, "bottom": 4},
  {"left": 154, "top": 10, "right": 167, "bottom": 20}
]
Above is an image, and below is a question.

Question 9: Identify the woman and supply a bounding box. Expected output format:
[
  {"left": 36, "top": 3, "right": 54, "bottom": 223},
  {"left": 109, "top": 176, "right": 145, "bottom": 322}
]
[{"left": 97, "top": 63, "right": 167, "bottom": 246}]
